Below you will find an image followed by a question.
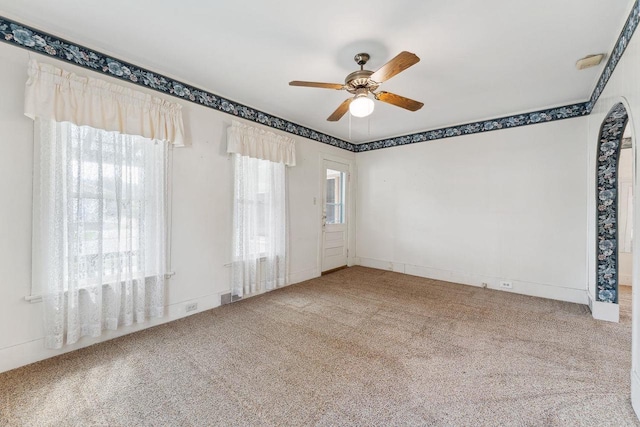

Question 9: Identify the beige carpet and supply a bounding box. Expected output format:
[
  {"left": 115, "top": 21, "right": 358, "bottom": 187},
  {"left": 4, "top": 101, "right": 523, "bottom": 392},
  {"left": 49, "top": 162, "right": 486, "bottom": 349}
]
[{"left": 0, "top": 267, "right": 637, "bottom": 426}]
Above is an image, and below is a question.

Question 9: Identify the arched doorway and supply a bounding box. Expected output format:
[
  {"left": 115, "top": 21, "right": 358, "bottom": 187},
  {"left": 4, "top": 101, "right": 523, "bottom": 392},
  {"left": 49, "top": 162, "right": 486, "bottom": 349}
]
[{"left": 596, "top": 102, "right": 629, "bottom": 305}]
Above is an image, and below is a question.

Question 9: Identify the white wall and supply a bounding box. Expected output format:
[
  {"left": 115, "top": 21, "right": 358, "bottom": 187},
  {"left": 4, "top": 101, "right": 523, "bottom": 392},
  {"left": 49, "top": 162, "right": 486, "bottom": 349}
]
[
  {"left": 619, "top": 148, "right": 633, "bottom": 286},
  {"left": 356, "top": 117, "right": 589, "bottom": 303},
  {"left": 0, "top": 42, "right": 355, "bottom": 372}
]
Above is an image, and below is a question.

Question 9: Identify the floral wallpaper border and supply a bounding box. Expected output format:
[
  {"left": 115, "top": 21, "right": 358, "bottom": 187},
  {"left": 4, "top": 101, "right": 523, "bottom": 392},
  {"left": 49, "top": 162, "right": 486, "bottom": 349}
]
[
  {"left": 0, "top": 1, "right": 638, "bottom": 154},
  {"left": 596, "top": 102, "right": 628, "bottom": 303},
  {"left": 355, "top": 103, "right": 588, "bottom": 152}
]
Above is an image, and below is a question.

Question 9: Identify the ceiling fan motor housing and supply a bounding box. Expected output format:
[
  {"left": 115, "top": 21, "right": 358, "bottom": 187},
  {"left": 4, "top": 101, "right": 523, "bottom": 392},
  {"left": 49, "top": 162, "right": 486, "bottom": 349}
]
[{"left": 345, "top": 70, "right": 379, "bottom": 94}]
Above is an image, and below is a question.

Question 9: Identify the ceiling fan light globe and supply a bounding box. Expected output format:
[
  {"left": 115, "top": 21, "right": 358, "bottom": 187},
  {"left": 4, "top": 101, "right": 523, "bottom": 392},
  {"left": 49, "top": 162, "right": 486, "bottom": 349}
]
[{"left": 349, "top": 96, "right": 375, "bottom": 118}]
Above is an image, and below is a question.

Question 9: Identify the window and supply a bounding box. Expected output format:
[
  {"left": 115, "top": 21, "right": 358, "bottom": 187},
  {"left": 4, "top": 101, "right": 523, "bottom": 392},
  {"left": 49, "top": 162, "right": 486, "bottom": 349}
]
[
  {"left": 33, "top": 120, "right": 167, "bottom": 293},
  {"left": 25, "top": 59, "right": 182, "bottom": 349},
  {"left": 226, "top": 120, "right": 294, "bottom": 298},
  {"left": 32, "top": 119, "right": 168, "bottom": 347},
  {"left": 233, "top": 157, "right": 276, "bottom": 257},
  {"left": 231, "top": 154, "right": 286, "bottom": 297}
]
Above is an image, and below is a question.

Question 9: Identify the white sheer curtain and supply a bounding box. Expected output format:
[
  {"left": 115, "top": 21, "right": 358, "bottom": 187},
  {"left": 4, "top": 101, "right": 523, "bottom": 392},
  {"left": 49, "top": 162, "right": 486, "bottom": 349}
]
[
  {"left": 25, "top": 60, "right": 181, "bottom": 349},
  {"left": 33, "top": 120, "right": 167, "bottom": 349},
  {"left": 227, "top": 121, "right": 295, "bottom": 298},
  {"left": 231, "top": 156, "right": 286, "bottom": 297}
]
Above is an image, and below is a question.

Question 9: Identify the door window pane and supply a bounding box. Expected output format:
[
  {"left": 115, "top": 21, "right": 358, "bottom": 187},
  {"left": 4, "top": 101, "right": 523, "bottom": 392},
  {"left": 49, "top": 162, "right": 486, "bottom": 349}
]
[{"left": 326, "top": 169, "right": 345, "bottom": 224}]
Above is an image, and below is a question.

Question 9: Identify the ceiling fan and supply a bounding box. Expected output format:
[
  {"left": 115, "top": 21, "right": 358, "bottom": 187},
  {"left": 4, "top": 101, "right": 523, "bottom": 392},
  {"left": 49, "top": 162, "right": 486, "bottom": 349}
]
[{"left": 289, "top": 51, "right": 424, "bottom": 121}]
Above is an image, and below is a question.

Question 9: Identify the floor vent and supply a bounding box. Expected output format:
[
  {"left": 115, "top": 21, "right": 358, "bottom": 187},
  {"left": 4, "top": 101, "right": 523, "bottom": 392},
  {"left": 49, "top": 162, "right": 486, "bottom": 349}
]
[{"left": 220, "top": 293, "right": 232, "bottom": 305}]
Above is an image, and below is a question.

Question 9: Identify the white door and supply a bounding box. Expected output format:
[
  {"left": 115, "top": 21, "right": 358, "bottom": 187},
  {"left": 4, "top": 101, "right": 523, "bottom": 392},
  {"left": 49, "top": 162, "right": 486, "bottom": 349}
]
[{"left": 322, "top": 160, "right": 349, "bottom": 272}]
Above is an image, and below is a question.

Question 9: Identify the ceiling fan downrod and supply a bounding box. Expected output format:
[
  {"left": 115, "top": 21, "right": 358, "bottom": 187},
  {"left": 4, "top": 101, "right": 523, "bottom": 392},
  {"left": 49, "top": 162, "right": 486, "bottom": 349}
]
[{"left": 354, "top": 52, "right": 370, "bottom": 70}]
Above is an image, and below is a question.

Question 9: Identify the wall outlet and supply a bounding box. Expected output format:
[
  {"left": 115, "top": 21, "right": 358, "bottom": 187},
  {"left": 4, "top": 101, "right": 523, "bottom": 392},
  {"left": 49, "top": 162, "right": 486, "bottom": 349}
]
[
  {"left": 500, "top": 281, "right": 513, "bottom": 289},
  {"left": 186, "top": 302, "right": 198, "bottom": 312}
]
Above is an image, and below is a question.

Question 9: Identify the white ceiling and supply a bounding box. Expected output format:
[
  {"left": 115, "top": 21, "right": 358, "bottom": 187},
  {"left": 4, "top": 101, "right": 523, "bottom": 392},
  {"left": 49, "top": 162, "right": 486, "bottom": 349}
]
[{"left": 0, "top": 0, "right": 634, "bottom": 143}]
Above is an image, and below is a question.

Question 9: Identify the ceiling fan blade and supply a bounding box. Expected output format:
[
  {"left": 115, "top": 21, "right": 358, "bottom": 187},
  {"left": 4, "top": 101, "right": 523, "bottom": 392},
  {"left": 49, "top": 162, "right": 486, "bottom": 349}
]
[
  {"left": 369, "top": 51, "right": 420, "bottom": 83},
  {"left": 289, "top": 81, "right": 345, "bottom": 90},
  {"left": 327, "top": 98, "right": 352, "bottom": 121},
  {"left": 375, "top": 91, "right": 424, "bottom": 111}
]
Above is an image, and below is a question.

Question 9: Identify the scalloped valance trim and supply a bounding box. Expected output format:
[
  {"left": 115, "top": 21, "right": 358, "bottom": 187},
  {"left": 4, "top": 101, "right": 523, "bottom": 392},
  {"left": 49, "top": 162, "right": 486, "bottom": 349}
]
[
  {"left": 227, "top": 121, "right": 296, "bottom": 166},
  {"left": 24, "top": 59, "right": 185, "bottom": 145}
]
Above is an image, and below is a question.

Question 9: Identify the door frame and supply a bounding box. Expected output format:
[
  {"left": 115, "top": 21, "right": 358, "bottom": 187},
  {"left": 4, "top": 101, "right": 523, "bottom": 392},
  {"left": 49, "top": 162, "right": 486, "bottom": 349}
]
[{"left": 317, "top": 153, "right": 356, "bottom": 275}]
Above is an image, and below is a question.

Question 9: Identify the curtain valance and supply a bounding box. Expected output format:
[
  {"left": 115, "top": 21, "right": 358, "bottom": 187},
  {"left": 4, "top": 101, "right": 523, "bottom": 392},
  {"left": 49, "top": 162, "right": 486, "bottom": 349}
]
[
  {"left": 24, "top": 59, "right": 185, "bottom": 146},
  {"left": 227, "top": 121, "right": 296, "bottom": 166}
]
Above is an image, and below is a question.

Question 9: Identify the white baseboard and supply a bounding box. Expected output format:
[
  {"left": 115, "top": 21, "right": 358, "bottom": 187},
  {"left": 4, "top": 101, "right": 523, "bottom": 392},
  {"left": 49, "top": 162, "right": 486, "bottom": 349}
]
[
  {"left": 358, "top": 257, "right": 407, "bottom": 274},
  {"left": 357, "top": 257, "right": 589, "bottom": 305},
  {"left": 0, "top": 292, "right": 222, "bottom": 374},
  {"left": 289, "top": 267, "right": 319, "bottom": 285},
  {"left": 588, "top": 293, "right": 620, "bottom": 322},
  {"left": 632, "top": 370, "right": 640, "bottom": 420},
  {"left": 621, "top": 274, "right": 633, "bottom": 286}
]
